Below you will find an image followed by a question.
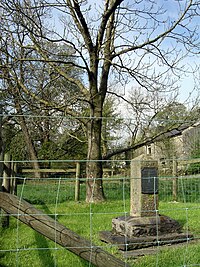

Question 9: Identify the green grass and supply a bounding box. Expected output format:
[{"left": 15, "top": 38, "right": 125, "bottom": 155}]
[
  {"left": 1, "top": 180, "right": 200, "bottom": 266},
  {"left": 159, "top": 177, "right": 200, "bottom": 203}
]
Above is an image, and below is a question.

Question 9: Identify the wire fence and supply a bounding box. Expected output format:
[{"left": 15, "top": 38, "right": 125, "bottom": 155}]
[
  {"left": 14, "top": 175, "right": 200, "bottom": 204},
  {"left": 1, "top": 158, "right": 200, "bottom": 267}
]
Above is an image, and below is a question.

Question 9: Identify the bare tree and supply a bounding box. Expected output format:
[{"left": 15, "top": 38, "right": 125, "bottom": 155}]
[
  {"left": 0, "top": 0, "right": 199, "bottom": 202},
  {"left": 0, "top": 19, "right": 82, "bottom": 175}
]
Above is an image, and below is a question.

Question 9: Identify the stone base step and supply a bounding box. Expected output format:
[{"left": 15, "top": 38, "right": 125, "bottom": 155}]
[
  {"left": 99, "top": 230, "right": 193, "bottom": 251},
  {"left": 120, "top": 238, "right": 199, "bottom": 258}
]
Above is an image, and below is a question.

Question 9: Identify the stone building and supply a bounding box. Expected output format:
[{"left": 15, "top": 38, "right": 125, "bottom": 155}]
[{"left": 132, "top": 123, "right": 200, "bottom": 174}]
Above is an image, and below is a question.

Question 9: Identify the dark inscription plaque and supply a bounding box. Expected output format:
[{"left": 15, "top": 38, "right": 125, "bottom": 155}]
[{"left": 141, "top": 167, "right": 158, "bottom": 194}]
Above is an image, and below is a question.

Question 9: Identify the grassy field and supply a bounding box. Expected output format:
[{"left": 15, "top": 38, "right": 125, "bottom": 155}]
[{"left": 1, "top": 178, "right": 200, "bottom": 267}]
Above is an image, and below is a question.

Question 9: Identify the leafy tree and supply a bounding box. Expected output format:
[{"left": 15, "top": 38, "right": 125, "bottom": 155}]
[{"left": 0, "top": 25, "right": 83, "bottom": 175}]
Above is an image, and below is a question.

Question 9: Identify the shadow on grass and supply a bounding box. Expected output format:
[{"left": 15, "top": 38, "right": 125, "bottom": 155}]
[
  {"left": 0, "top": 252, "right": 7, "bottom": 267},
  {"left": 36, "top": 201, "right": 62, "bottom": 220},
  {"left": 33, "top": 202, "right": 57, "bottom": 266},
  {"left": 34, "top": 231, "right": 55, "bottom": 267},
  {"left": 34, "top": 203, "right": 96, "bottom": 267},
  {"left": 0, "top": 224, "right": 13, "bottom": 267},
  {"left": 178, "top": 218, "right": 187, "bottom": 229}
]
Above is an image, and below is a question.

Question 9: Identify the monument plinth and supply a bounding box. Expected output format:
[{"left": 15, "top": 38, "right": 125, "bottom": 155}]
[
  {"left": 100, "top": 154, "right": 193, "bottom": 253},
  {"left": 130, "top": 154, "right": 158, "bottom": 217}
]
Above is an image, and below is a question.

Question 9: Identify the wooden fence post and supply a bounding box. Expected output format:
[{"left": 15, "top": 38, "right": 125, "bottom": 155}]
[
  {"left": 2, "top": 153, "right": 11, "bottom": 227},
  {"left": 75, "top": 162, "right": 81, "bottom": 201},
  {"left": 0, "top": 192, "right": 128, "bottom": 267},
  {"left": 0, "top": 143, "right": 4, "bottom": 228},
  {"left": 172, "top": 157, "right": 178, "bottom": 202},
  {"left": 0, "top": 151, "right": 3, "bottom": 192},
  {"left": 0, "top": 105, "right": 3, "bottom": 191},
  {"left": 3, "top": 153, "right": 11, "bottom": 193},
  {"left": 10, "top": 161, "right": 17, "bottom": 195}
]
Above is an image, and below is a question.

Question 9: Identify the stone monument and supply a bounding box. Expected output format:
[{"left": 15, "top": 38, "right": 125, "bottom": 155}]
[{"left": 100, "top": 154, "right": 193, "bottom": 252}]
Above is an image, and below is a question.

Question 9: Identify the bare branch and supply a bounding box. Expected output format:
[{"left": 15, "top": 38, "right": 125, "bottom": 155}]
[{"left": 112, "top": 0, "right": 194, "bottom": 58}]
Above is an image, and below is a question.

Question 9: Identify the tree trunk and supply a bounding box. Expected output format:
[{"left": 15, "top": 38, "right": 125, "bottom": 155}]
[
  {"left": 15, "top": 100, "right": 41, "bottom": 179},
  {"left": 86, "top": 103, "right": 105, "bottom": 203},
  {"left": 0, "top": 104, "right": 5, "bottom": 228},
  {"left": 20, "top": 117, "right": 41, "bottom": 178}
]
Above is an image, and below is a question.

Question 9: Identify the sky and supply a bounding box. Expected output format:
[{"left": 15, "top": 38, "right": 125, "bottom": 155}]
[{"left": 50, "top": 0, "right": 200, "bottom": 108}]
